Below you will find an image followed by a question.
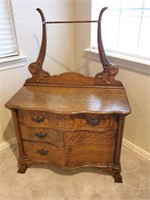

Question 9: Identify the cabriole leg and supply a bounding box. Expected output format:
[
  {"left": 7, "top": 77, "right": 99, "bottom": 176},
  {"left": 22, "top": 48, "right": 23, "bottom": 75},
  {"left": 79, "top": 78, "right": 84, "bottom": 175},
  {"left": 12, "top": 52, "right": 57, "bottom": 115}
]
[
  {"left": 18, "top": 164, "right": 27, "bottom": 174},
  {"left": 112, "top": 172, "right": 123, "bottom": 183}
]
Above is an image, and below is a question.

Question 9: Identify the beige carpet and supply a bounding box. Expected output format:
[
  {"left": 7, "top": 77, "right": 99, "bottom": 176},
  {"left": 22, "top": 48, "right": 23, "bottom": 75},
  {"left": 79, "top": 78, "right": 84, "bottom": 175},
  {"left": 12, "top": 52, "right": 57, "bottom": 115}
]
[{"left": 0, "top": 144, "right": 150, "bottom": 200}]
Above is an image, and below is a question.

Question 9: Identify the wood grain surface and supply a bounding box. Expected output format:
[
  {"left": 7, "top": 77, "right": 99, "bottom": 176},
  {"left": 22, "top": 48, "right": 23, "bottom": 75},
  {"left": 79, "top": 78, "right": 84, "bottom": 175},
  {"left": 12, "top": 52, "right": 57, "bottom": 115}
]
[
  {"left": 20, "top": 124, "right": 64, "bottom": 147},
  {"left": 6, "top": 86, "right": 131, "bottom": 115},
  {"left": 66, "top": 130, "right": 116, "bottom": 167},
  {"left": 18, "top": 110, "right": 118, "bottom": 131},
  {"left": 23, "top": 141, "right": 66, "bottom": 167}
]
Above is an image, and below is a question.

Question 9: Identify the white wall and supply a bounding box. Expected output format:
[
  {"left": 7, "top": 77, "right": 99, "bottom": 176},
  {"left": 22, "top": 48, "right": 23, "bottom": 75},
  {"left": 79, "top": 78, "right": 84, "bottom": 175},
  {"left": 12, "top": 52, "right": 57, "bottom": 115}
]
[
  {"left": 0, "top": 0, "right": 74, "bottom": 146},
  {"left": 117, "top": 69, "right": 150, "bottom": 154},
  {"left": 73, "top": 0, "right": 91, "bottom": 72},
  {"left": 12, "top": 0, "right": 75, "bottom": 74}
]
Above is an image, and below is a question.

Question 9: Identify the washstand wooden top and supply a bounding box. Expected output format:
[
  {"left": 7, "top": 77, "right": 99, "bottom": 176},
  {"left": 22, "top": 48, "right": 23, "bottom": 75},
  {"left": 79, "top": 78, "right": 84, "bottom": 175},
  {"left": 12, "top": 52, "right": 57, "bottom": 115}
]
[{"left": 6, "top": 7, "right": 131, "bottom": 116}]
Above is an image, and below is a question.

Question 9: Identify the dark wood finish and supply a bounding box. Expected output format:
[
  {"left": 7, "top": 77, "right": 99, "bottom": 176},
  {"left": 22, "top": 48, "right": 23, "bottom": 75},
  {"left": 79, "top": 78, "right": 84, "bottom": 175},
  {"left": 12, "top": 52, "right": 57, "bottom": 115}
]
[{"left": 5, "top": 7, "right": 131, "bottom": 182}]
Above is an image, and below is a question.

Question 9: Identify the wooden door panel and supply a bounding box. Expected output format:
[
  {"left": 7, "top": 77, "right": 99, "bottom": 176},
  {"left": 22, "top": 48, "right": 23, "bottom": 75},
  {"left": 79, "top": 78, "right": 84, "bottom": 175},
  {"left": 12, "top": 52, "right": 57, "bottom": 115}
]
[{"left": 66, "top": 131, "right": 116, "bottom": 167}]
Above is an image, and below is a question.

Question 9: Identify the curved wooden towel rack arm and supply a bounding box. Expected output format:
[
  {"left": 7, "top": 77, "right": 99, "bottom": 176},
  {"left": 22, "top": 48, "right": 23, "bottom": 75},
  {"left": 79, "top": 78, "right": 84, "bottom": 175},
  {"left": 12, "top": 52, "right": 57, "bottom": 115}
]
[{"left": 25, "top": 7, "right": 122, "bottom": 87}]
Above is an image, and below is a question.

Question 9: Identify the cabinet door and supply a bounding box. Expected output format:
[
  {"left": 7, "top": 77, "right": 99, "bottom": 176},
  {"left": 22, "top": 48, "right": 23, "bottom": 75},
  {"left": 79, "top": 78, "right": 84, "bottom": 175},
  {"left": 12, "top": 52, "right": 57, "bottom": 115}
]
[{"left": 66, "top": 131, "right": 116, "bottom": 167}]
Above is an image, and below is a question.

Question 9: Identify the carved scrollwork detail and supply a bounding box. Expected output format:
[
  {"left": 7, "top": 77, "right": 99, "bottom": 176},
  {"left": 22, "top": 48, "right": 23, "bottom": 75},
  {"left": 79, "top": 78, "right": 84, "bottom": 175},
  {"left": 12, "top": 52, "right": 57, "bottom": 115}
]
[
  {"left": 95, "top": 7, "right": 122, "bottom": 86},
  {"left": 28, "top": 63, "right": 39, "bottom": 74},
  {"left": 27, "top": 62, "right": 50, "bottom": 83},
  {"left": 95, "top": 65, "right": 120, "bottom": 85},
  {"left": 25, "top": 8, "right": 50, "bottom": 85},
  {"left": 25, "top": 7, "right": 122, "bottom": 86},
  {"left": 107, "top": 65, "right": 119, "bottom": 76}
]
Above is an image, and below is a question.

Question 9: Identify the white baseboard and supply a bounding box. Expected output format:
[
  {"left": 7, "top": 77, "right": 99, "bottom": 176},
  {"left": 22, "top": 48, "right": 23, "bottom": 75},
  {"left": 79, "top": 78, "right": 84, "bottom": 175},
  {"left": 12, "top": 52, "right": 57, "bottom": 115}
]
[
  {"left": 0, "top": 137, "right": 149, "bottom": 160},
  {"left": 0, "top": 137, "right": 17, "bottom": 151},
  {"left": 123, "top": 139, "right": 150, "bottom": 160}
]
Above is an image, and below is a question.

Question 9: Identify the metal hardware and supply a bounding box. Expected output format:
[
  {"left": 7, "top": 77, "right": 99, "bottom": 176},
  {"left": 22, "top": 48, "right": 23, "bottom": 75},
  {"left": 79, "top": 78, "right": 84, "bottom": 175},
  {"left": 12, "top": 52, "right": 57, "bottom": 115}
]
[
  {"left": 44, "top": 20, "right": 100, "bottom": 24},
  {"left": 86, "top": 118, "right": 100, "bottom": 126},
  {"left": 35, "top": 132, "right": 47, "bottom": 138},
  {"left": 37, "top": 149, "right": 49, "bottom": 156},
  {"left": 31, "top": 116, "right": 45, "bottom": 123},
  {"left": 68, "top": 147, "right": 72, "bottom": 153}
]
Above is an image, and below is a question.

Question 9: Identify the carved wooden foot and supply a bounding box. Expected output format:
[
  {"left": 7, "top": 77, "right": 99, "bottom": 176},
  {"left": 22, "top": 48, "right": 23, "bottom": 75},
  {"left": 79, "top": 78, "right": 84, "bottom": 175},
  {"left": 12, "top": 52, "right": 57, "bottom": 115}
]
[
  {"left": 18, "top": 164, "right": 27, "bottom": 174},
  {"left": 112, "top": 172, "right": 123, "bottom": 183}
]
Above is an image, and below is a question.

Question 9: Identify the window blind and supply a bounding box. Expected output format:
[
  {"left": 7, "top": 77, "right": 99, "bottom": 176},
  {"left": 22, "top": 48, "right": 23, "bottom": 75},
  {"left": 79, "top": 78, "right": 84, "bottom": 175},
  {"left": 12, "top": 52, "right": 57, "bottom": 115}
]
[
  {"left": 0, "top": 0, "right": 18, "bottom": 58},
  {"left": 91, "top": 0, "right": 150, "bottom": 60}
]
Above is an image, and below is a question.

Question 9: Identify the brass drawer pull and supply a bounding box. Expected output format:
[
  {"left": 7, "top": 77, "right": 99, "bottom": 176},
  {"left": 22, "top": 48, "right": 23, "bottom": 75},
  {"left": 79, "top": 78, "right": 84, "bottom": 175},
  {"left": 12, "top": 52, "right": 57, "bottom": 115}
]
[
  {"left": 86, "top": 118, "right": 100, "bottom": 126},
  {"left": 31, "top": 116, "right": 45, "bottom": 123},
  {"left": 35, "top": 132, "right": 47, "bottom": 138},
  {"left": 68, "top": 147, "right": 72, "bottom": 153},
  {"left": 37, "top": 149, "right": 49, "bottom": 156}
]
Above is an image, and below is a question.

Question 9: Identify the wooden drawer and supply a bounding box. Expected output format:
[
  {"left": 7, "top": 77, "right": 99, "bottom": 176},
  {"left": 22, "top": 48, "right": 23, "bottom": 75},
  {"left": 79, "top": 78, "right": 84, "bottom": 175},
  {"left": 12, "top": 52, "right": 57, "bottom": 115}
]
[
  {"left": 18, "top": 110, "right": 118, "bottom": 131},
  {"left": 65, "top": 130, "right": 116, "bottom": 167},
  {"left": 23, "top": 141, "right": 66, "bottom": 167},
  {"left": 20, "top": 124, "right": 64, "bottom": 147}
]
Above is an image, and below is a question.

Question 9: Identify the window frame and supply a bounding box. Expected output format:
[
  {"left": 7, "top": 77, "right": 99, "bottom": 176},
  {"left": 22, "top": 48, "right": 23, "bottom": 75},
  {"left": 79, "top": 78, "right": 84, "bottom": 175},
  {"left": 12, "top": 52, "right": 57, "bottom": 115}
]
[
  {"left": 89, "top": 0, "right": 150, "bottom": 75},
  {"left": 85, "top": 48, "right": 150, "bottom": 75},
  {"left": 0, "top": 0, "right": 19, "bottom": 58}
]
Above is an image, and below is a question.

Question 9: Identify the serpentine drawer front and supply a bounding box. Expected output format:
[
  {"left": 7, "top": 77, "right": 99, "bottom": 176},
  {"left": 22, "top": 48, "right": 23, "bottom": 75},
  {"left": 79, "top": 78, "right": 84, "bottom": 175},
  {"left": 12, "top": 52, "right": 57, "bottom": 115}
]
[
  {"left": 18, "top": 110, "right": 118, "bottom": 131},
  {"left": 23, "top": 141, "right": 66, "bottom": 167},
  {"left": 20, "top": 124, "right": 64, "bottom": 147},
  {"left": 19, "top": 108, "right": 118, "bottom": 168}
]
